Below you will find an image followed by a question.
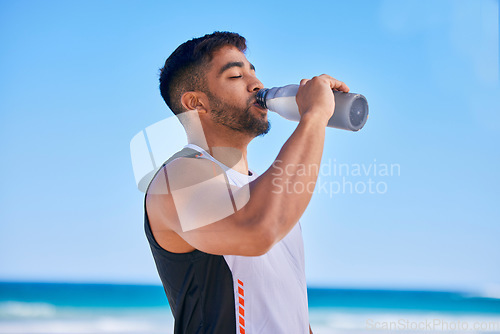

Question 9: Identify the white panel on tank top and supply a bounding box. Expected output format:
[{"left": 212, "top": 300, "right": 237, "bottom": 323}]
[{"left": 183, "top": 144, "right": 310, "bottom": 334}]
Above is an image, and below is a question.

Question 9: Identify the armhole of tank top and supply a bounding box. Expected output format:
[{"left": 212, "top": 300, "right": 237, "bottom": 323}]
[
  {"left": 144, "top": 150, "right": 234, "bottom": 259},
  {"left": 144, "top": 153, "right": 204, "bottom": 258}
]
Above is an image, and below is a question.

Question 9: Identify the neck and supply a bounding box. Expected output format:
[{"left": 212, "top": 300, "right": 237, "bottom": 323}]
[
  {"left": 204, "top": 129, "right": 250, "bottom": 175},
  {"left": 180, "top": 111, "right": 252, "bottom": 175}
]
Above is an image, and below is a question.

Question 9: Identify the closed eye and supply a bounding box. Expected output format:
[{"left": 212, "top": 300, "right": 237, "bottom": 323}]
[{"left": 229, "top": 75, "right": 242, "bottom": 79}]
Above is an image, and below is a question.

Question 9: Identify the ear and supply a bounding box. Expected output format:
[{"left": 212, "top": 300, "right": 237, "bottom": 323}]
[{"left": 181, "top": 92, "right": 208, "bottom": 114}]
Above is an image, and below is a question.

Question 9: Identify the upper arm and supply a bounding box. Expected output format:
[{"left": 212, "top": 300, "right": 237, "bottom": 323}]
[{"left": 146, "top": 157, "right": 272, "bottom": 256}]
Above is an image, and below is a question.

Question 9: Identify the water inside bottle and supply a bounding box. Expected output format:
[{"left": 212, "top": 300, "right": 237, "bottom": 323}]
[{"left": 266, "top": 96, "right": 301, "bottom": 122}]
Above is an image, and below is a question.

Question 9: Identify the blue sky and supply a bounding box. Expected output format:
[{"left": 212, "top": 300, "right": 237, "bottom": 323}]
[{"left": 0, "top": 0, "right": 499, "bottom": 296}]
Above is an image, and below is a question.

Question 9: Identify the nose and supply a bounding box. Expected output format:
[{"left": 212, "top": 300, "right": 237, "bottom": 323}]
[{"left": 248, "top": 76, "right": 264, "bottom": 93}]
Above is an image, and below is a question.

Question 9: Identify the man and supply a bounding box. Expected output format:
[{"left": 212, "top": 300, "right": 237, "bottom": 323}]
[{"left": 144, "top": 32, "right": 349, "bottom": 333}]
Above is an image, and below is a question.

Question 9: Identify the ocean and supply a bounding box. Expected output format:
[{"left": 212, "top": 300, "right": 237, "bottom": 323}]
[{"left": 1, "top": 282, "right": 499, "bottom": 334}]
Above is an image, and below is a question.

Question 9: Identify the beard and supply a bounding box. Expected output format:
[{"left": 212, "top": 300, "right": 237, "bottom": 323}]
[{"left": 206, "top": 91, "right": 271, "bottom": 137}]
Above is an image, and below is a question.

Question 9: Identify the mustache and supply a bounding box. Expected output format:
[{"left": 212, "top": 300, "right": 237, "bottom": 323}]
[{"left": 247, "top": 93, "right": 259, "bottom": 106}]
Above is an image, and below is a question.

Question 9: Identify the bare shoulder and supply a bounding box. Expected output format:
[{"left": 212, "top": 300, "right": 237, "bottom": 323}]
[
  {"left": 145, "top": 155, "right": 269, "bottom": 256},
  {"left": 145, "top": 157, "right": 227, "bottom": 253},
  {"left": 147, "top": 156, "right": 226, "bottom": 200}
]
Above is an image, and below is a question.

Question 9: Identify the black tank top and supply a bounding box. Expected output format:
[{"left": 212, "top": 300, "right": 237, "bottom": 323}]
[{"left": 144, "top": 148, "right": 236, "bottom": 334}]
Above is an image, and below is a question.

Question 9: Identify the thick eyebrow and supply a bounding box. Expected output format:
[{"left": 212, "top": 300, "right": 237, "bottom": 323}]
[{"left": 218, "top": 61, "right": 256, "bottom": 76}]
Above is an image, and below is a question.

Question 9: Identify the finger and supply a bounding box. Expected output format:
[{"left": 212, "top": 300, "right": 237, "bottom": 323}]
[
  {"left": 319, "top": 74, "right": 350, "bottom": 93},
  {"left": 332, "top": 80, "right": 350, "bottom": 93},
  {"left": 299, "top": 78, "right": 309, "bottom": 86},
  {"left": 329, "top": 78, "right": 349, "bottom": 93}
]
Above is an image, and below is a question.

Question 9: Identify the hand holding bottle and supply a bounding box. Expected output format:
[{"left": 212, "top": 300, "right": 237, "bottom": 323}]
[
  {"left": 296, "top": 75, "right": 350, "bottom": 125},
  {"left": 256, "top": 77, "right": 368, "bottom": 132}
]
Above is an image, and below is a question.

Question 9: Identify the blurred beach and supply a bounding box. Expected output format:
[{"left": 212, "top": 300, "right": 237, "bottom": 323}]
[{"left": 1, "top": 282, "right": 499, "bottom": 334}]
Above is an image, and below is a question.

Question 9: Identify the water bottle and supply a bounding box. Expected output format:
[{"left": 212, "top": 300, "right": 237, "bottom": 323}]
[{"left": 256, "top": 84, "right": 369, "bottom": 131}]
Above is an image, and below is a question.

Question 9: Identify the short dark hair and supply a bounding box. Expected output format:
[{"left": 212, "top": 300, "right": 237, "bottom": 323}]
[{"left": 159, "top": 31, "right": 247, "bottom": 115}]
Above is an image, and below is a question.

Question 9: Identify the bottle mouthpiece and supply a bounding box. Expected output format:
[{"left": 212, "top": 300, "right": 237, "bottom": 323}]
[{"left": 256, "top": 88, "right": 269, "bottom": 109}]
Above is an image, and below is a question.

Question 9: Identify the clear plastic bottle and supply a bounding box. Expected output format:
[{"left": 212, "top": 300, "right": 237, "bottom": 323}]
[{"left": 256, "top": 84, "right": 369, "bottom": 131}]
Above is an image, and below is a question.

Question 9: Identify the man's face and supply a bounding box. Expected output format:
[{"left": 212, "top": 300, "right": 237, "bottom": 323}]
[{"left": 203, "top": 46, "right": 269, "bottom": 137}]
